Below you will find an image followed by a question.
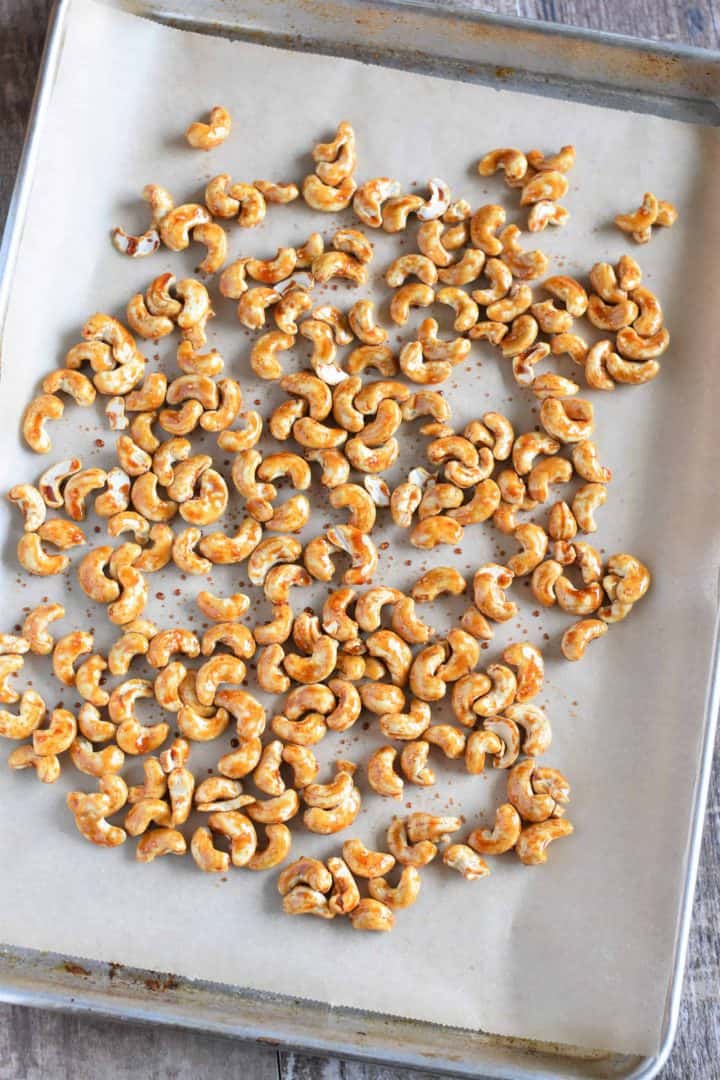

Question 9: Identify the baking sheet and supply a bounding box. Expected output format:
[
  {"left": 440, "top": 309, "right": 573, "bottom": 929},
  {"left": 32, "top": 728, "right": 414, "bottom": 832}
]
[{"left": 1, "top": 0, "right": 720, "bottom": 1059}]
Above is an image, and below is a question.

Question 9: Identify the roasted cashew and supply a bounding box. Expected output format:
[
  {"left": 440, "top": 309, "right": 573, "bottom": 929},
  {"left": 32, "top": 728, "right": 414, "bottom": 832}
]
[
  {"left": 353, "top": 177, "right": 401, "bottom": 227},
  {"left": 67, "top": 775, "right": 128, "bottom": 846},
  {"left": 516, "top": 818, "right": 574, "bottom": 864},
  {"left": 473, "top": 564, "right": 517, "bottom": 621},
  {"left": 468, "top": 803, "right": 521, "bottom": 855}
]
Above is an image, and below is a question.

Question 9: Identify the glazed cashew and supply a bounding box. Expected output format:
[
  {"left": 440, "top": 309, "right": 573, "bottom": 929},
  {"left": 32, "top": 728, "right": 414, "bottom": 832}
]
[
  {"left": 16, "top": 532, "right": 68, "bottom": 576},
  {"left": 605, "top": 553, "right": 651, "bottom": 604},
  {"left": 443, "top": 845, "right": 490, "bottom": 881},
  {"left": 478, "top": 148, "right": 527, "bottom": 182},
  {"left": 340, "top": 840, "right": 394, "bottom": 881},
  {"left": 66, "top": 775, "right": 128, "bottom": 846},
  {"left": 22, "top": 394, "right": 64, "bottom": 453},
  {"left": 508, "top": 523, "right": 548, "bottom": 576},
  {"left": 473, "top": 564, "right": 517, "bottom": 621},
  {"left": 516, "top": 818, "right": 574, "bottom": 864},
  {"left": 352, "top": 177, "right": 401, "bottom": 227},
  {"left": 349, "top": 898, "right": 394, "bottom": 931},
  {"left": 344, "top": 300, "right": 386, "bottom": 348},
  {"left": 520, "top": 170, "right": 568, "bottom": 206},
  {"left": 185, "top": 105, "right": 231, "bottom": 149},
  {"left": 501, "top": 642, "right": 544, "bottom": 704},
  {"left": 0, "top": 690, "right": 45, "bottom": 740},
  {"left": 463, "top": 727, "right": 502, "bottom": 772},
  {"left": 379, "top": 698, "right": 431, "bottom": 741},
  {"left": 411, "top": 566, "right": 466, "bottom": 603},
  {"left": 561, "top": 618, "right": 608, "bottom": 661},
  {"left": 385, "top": 817, "right": 436, "bottom": 868},
  {"left": 470, "top": 664, "right": 517, "bottom": 721},
  {"left": 303, "top": 785, "right": 361, "bottom": 835},
  {"left": 468, "top": 803, "right": 522, "bottom": 855},
  {"left": 527, "top": 202, "right": 569, "bottom": 232}
]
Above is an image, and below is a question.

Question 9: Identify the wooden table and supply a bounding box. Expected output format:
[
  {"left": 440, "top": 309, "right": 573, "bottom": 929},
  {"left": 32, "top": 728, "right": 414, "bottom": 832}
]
[{"left": 1, "top": 2, "right": 718, "bottom": 1077}]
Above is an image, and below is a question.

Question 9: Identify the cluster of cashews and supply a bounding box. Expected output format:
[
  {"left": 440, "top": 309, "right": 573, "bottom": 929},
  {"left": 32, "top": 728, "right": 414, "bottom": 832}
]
[
  {"left": 6, "top": 116, "right": 677, "bottom": 929},
  {"left": 477, "top": 143, "right": 575, "bottom": 235}
]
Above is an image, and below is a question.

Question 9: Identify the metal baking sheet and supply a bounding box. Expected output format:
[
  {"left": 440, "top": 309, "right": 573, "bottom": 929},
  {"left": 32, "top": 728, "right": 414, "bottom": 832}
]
[{"left": 1, "top": 2, "right": 720, "bottom": 1077}]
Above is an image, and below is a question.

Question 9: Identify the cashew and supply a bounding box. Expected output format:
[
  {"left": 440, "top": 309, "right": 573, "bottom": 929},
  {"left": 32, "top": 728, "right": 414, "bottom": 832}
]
[
  {"left": 389, "top": 283, "right": 434, "bottom": 327},
  {"left": 382, "top": 194, "right": 424, "bottom": 232},
  {"left": 198, "top": 518, "right": 262, "bottom": 564},
  {"left": 385, "top": 253, "right": 438, "bottom": 289},
  {"left": 348, "top": 299, "right": 387, "bottom": 345},
  {"left": 408, "top": 642, "right": 447, "bottom": 702},
  {"left": 464, "top": 729, "right": 503, "bottom": 773},
  {"left": 8, "top": 744, "right": 60, "bottom": 783},
  {"left": 468, "top": 803, "right": 521, "bottom": 855},
  {"left": 516, "top": 818, "right": 574, "bottom": 864},
  {"left": 443, "top": 845, "right": 490, "bottom": 881},
  {"left": 243, "top": 823, "right": 290, "bottom": 871},
  {"left": 303, "top": 786, "right": 361, "bottom": 835},
  {"left": 185, "top": 105, "right": 231, "bottom": 149},
  {"left": 67, "top": 775, "right": 128, "bottom": 846},
  {"left": 311, "top": 250, "right": 367, "bottom": 286},
  {"left": 379, "top": 698, "right": 431, "bottom": 741},
  {"left": 399, "top": 740, "right": 434, "bottom": 786},
  {"left": 540, "top": 397, "right": 593, "bottom": 444},
  {"left": 136, "top": 828, "right": 187, "bottom": 863},
  {"left": 512, "top": 431, "right": 560, "bottom": 475},
  {"left": 0, "top": 690, "right": 46, "bottom": 740},
  {"left": 349, "top": 898, "right": 394, "bottom": 931},
  {"left": 22, "top": 394, "right": 64, "bottom": 453},
  {"left": 473, "top": 563, "right": 517, "bottom": 621},
  {"left": 411, "top": 566, "right": 466, "bottom": 603},
  {"left": 353, "top": 177, "right": 401, "bottom": 227},
  {"left": 367, "top": 747, "right": 405, "bottom": 799},
  {"left": 472, "top": 664, "right": 518, "bottom": 719},
  {"left": 606, "top": 552, "right": 651, "bottom": 604}
]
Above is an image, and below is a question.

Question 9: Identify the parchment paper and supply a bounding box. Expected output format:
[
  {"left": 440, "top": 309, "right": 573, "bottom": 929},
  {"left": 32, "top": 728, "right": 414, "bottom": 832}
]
[{"left": 1, "top": 0, "right": 720, "bottom": 1058}]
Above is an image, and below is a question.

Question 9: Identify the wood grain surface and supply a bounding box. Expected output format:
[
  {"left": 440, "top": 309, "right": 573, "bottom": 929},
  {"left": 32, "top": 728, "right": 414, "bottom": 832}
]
[{"left": 1, "top": 2, "right": 718, "bottom": 1077}]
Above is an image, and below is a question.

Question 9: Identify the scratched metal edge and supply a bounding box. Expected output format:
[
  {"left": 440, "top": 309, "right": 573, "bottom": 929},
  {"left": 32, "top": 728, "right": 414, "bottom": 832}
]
[
  {"left": 124, "top": 0, "right": 720, "bottom": 124},
  {"left": 0, "top": 0, "right": 70, "bottom": 360},
  {"left": 0, "top": 944, "right": 631, "bottom": 1080},
  {"left": 0, "top": 2, "right": 719, "bottom": 1078}
]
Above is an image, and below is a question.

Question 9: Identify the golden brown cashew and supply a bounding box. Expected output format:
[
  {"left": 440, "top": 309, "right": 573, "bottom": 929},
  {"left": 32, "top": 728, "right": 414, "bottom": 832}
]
[
  {"left": 369, "top": 751, "right": 403, "bottom": 803},
  {"left": 348, "top": 299, "right": 387, "bottom": 345},
  {"left": 406, "top": 642, "right": 446, "bottom": 703},
  {"left": 468, "top": 803, "right": 521, "bottom": 855},
  {"left": 443, "top": 845, "right": 491, "bottom": 880},
  {"left": 185, "top": 105, "right": 231, "bottom": 149},
  {"left": 49, "top": 631, "right": 92, "bottom": 688},
  {"left": 470, "top": 662, "right": 517, "bottom": 719},
  {"left": 478, "top": 148, "right": 527, "bottom": 181},
  {"left": 411, "top": 566, "right": 466, "bottom": 603},
  {"left": 283, "top": 636, "right": 338, "bottom": 685},
  {"left": 349, "top": 898, "right": 394, "bottom": 931},
  {"left": 352, "top": 177, "right": 401, "bottom": 227},
  {"left": 380, "top": 193, "right": 423, "bottom": 232},
  {"left": 22, "top": 394, "right": 64, "bottom": 453},
  {"left": 22, "top": 603, "right": 63, "bottom": 656},
  {"left": 0, "top": 690, "right": 46, "bottom": 740},
  {"left": 561, "top": 618, "right": 608, "bottom": 660},
  {"left": 516, "top": 818, "right": 574, "bottom": 864},
  {"left": 303, "top": 173, "right": 357, "bottom": 212},
  {"left": 66, "top": 775, "right": 128, "bottom": 846},
  {"left": 473, "top": 564, "right": 517, "bottom": 621},
  {"left": 606, "top": 553, "right": 651, "bottom": 604},
  {"left": 343, "top": 839, "right": 395, "bottom": 879},
  {"left": 195, "top": 655, "right": 247, "bottom": 707},
  {"left": 198, "top": 518, "right": 262, "bottom": 565},
  {"left": 463, "top": 728, "right": 502, "bottom": 773},
  {"left": 448, "top": 672, "right": 490, "bottom": 727},
  {"left": 303, "top": 786, "right": 361, "bottom": 835},
  {"left": 136, "top": 828, "right": 186, "bottom": 863},
  {"left": 501, "top": 642, "right": 543, "bottom": 703}
]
